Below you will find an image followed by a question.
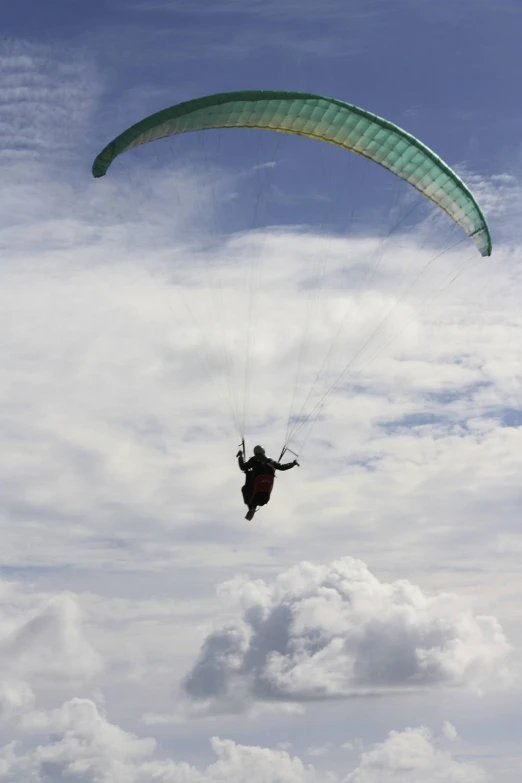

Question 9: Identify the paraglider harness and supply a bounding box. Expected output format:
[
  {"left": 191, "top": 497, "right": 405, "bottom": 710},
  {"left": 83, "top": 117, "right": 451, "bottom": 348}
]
[{"left": 249, "top": 473, "right": 274, "bottom": 507}]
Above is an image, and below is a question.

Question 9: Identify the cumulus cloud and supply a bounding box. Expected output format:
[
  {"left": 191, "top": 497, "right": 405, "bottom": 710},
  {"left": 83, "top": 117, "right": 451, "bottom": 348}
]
[
  {"left": 182, "top": 558, "right": 512, "bottom": 710},
  {"left": 1, "top": 698, "right": 491, "bottom": 783},
  {"left": 4, "top": 697, "right": 324, "bottom": 782},
  {"left": 3, "top": 698, "right": 156, "bottom": 783},
  {"left": 0, "top": 696, "right": 490, "bottom": 783},
  {"left": 346, "top": 725, "right": 486, "bottom": 783}
]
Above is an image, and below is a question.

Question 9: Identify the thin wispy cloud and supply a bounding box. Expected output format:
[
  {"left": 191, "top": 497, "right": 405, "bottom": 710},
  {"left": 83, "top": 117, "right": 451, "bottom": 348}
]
[{"left": 0, "top": 41, "right": 101, "bottom": 165}]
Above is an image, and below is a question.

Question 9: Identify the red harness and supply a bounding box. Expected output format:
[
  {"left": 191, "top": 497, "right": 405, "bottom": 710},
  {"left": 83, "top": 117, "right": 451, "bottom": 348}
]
[{"left": 250, "top": 474, "right": 274, "bottom": 505}]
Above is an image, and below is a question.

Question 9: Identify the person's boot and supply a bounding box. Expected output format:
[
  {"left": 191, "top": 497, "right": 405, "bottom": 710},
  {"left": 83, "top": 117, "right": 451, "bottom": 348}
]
[{"left": 245, "top": 506, "right": 256, "bottom": 521}]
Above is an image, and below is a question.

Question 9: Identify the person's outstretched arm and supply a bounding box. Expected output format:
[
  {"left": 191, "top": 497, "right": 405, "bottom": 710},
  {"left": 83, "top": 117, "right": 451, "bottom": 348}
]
[{"left": 273, "top": 459, "right": 299, "bottom": 471}]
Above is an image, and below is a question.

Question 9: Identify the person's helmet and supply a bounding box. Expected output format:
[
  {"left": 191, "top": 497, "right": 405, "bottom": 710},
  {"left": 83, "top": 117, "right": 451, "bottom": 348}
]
[{"left": 253, "top": 445, "right": 265, "bottom": 456}]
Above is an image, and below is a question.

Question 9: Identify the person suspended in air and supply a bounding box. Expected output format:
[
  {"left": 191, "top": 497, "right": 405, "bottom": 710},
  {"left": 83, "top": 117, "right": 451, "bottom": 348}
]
[{"left": 236, "top": 445, "right": 299, "bottom": 520}]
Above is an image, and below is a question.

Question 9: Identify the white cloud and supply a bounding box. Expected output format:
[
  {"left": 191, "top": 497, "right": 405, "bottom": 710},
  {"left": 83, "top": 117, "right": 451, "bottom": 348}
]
[
  {"left": 441, "top": 721, "right": 458, "bottom": 741},
  {"left": 307, "top": 742, "right": 333, "bottom": 756},
  {"left": 0, "top": 697, "right": 492, "bottom": 783},
  {"left": 0, "top": 680, "right": 34, "bottom": 723},
  {"left": 4, "top": 698, "right": 157, "bottom": 783},
  {"left": 182, "top": 558, "right": 512, "bottom": 710},
  {"left": 140, "top": 712, "right": 185, "bottom": 726},
  {"left": 0, "top": 578, "right": 101, "bottom": 724},
  {"left": 3, "top": 697, "right": 325, "bottom": 782},
  {"left": 5, "top": 593, "right": 101, "bottom": 683},
  {"left": 345, "top": 726, "right": 486, "bottom": 783},
  {"left": 0, "top": 576, "right": 105, "bottom": 765}
]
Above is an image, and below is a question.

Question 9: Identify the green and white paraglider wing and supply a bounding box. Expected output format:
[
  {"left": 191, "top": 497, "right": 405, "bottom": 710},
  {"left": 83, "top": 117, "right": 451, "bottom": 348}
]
[{"left": 92, "top": 90, "right": 492, "bottom": 256}]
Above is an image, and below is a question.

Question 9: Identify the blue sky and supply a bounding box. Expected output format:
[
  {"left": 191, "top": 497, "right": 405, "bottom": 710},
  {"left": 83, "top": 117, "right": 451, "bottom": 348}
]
[
  {"left": 7, "top": 0, "right": 522, "bottom": 174},
  {"left": 1, "top": 1, "right": 522, "bottom": 781}
]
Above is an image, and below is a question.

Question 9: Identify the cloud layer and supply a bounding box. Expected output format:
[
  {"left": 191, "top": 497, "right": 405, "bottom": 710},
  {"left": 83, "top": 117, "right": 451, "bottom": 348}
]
[
  {"left": 1, "top": 697, "right": 489, "bottom": 783},
  {"left": 1, "top": 33, "right": 522, "bottom": 783}
]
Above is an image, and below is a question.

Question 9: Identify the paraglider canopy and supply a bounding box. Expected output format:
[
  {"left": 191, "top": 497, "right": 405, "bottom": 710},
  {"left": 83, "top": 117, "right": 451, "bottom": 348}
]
[{"left": 92, "top": 89, "right": 492, "bottom": 257}]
